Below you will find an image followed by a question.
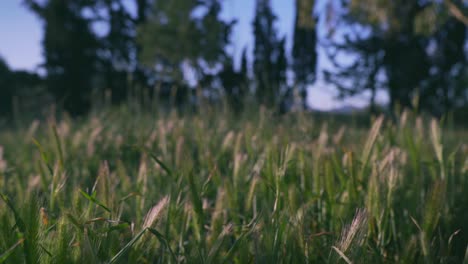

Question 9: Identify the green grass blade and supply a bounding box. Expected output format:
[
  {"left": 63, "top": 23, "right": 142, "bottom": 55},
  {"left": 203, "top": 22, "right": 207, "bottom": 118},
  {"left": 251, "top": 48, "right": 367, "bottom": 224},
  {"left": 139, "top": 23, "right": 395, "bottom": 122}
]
[
  {"left": 141, "top": 147, "right": 173, "bottom": 176},
  {"left": 108, "top": 228, "right": 147, "bottom": 264},
  {"left": 147, "top": 228, "right": 177, "bottom": 262},
  {"left": 32, "top": 138, "right": 54, "bottom": 176},
  {"left": 361, "top": 116, "right": 384, "bottom": 171},
  {"left": 52, "top": 124, "right": 65, "bottom": 169},
  {"left": 0, "top": 238, "right": 24, "bottom": 263},
  {"left": 0, "top": 193, "right": 26, "bottom": 232},
  {"left": 79, "top": 189, "right": 111, "bottom": 213}
]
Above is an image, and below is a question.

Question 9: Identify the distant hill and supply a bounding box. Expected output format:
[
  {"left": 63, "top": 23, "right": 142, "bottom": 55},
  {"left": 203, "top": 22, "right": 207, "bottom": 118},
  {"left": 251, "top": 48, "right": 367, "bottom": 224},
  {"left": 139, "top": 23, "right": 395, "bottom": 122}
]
[
  {"left": 309, "top": 105, "right": 366, "bottom": 114},
  {"left": 329, "top": 105, "right": 365, "bottom": 114}
]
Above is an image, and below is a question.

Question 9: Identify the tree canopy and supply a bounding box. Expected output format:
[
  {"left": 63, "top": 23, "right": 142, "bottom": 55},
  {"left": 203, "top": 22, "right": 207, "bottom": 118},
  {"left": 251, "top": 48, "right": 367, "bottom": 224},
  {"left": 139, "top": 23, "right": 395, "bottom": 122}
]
[{"left": 0, "top": 0, "right": 464, "bottom": 117}]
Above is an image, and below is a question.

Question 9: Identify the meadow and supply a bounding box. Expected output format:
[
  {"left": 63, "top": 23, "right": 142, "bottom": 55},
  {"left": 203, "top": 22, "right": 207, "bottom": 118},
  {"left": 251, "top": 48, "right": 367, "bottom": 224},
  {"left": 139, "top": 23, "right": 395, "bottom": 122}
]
[{"left": 0, "top": 106, "right": 467, "bottom": 263}]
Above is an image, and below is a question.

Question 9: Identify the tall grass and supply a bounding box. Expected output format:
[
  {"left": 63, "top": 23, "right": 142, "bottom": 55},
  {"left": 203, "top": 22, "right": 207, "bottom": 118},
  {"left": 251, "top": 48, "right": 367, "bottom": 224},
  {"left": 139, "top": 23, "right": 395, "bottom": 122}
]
[{"left": 0, "top": 106, "right": 467, "bottom": 263}]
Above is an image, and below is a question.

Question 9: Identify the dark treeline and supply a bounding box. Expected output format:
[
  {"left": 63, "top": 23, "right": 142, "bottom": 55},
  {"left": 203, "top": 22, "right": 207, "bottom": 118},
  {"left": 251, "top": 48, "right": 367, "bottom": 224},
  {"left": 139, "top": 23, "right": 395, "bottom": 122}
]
[{"left": 0, "top": 0, "right": 467, "bottom": 118}]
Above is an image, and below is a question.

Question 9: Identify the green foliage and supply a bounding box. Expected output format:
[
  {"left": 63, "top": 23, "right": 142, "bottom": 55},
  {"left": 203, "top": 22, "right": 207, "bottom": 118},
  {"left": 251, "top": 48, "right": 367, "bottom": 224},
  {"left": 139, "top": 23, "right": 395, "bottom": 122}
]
[
  {"left": 0, "top": 107, "right": 467, "bottom": 263},
  {"left": 7, "top": 0, "right": 464, "bottom": 118},
  {"left": 253, "top": 0, "right": 288, "bottom": 109},
  {"left": 325, "top": 0, "right": 467, "bottom": 115},
  {"left": 0, "top": 57, "right": 44, "bottom": 118},
  {"left": 137, "top": 0, "right": 233, "bottom": 84},
  {"left": 0, "top": 57, "right": 13, "bottom": 116},
  {"left": 24, "top": 0, "right": 101, "bottom": 116},
  {"left": 292, "top": 0, "right": 317, "bottom": 109}
]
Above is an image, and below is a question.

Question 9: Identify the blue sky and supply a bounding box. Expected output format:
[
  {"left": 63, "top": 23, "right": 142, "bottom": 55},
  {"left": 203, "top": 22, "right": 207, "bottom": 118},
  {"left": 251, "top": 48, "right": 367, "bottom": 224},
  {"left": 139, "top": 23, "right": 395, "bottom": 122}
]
[{"left": 0, "top": 0, "right": 386, "bottom": 110}]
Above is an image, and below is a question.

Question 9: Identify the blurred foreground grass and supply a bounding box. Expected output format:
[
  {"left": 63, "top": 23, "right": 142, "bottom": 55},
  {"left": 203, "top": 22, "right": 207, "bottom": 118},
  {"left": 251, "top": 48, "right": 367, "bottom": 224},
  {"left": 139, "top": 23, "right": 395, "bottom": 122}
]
[{"left": 0, "top": 107, "right": 467, "bottom": 263}]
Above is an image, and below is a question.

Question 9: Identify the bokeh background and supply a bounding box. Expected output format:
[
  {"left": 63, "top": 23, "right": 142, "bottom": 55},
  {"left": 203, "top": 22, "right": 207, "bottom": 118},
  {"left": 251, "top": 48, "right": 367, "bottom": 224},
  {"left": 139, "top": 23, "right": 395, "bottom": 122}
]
[{"left": 0, "top": 0, "right": 466, "bottom": 118}]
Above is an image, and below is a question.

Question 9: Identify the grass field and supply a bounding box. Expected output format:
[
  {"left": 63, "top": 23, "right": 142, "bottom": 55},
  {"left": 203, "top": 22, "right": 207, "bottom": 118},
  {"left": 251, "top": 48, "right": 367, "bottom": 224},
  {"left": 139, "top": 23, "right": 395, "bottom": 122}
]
[{"left": 0, "top": 106, "right": 467, "bottom": 263}]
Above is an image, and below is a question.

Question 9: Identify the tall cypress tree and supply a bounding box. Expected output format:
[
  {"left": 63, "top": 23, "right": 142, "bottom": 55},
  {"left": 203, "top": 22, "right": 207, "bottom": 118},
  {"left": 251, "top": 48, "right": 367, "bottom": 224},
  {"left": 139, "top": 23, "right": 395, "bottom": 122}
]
[
  {"left": 96, "top": 0, "right": 135, "bottom": 104},
  {"left": 0, "top": 57, "right": 13, "bottom": 116},
  {"left": 252, "top": 0, "right": 287, "bottom": 109},
  {"left": 240, "top": 47, "right": 249, "bottom": 85},
  {"left": 292, "top": 0, "right": 317, "bottom": 110},
  {"left": 25, "top": 0, "right": 100, "bottom": 115}
]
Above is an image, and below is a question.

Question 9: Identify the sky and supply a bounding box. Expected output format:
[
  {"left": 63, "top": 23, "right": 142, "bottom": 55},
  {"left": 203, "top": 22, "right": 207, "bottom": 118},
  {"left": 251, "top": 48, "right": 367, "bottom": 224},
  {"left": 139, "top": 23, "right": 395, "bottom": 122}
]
[{"left": 0, "top": 0, "right": 387, "bottom": 110}]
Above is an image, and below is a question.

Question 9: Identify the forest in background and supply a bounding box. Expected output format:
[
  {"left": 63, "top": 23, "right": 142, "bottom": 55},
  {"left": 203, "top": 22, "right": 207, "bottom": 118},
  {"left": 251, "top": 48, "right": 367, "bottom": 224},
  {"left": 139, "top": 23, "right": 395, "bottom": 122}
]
[{"left": 0, "top": 0, "right": 467, "bottom": 119}]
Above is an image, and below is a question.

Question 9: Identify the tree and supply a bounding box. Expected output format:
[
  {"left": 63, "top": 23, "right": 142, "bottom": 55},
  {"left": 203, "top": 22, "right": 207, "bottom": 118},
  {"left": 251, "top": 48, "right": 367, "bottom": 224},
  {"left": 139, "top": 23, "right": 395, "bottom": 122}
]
[
  {"left": 136, "top": 0, "right": 149, "bottom": 25},
  {"left": 276, "top": 37, "right": 291, "bottom": 113},
  {"left": 24, "top": 0, "right": 101, "bottom": 116},
  {"left": 240, "top": 46, "right": 250, "bottom": 88},
  {"left": 93, "top": 0, "right": 136, "bottom": 103},
  {"left": 0, "top": 57, "right": 13, "bottom": 116},
  {"left": 133, "top": 0, "right": 151, "bottom": 88},
  {"left": 292, "top": 0, "right": 317, "bottom": 110},
  {"left": 137, "top": 0, "right": 233, "bottom": 97},
  {"left": 0, "top": 56, "right": 44, "bottom": 117},
  {"left": 420, "top": 17, "right": 467, "bottom": 114},
  {"left": 324, "top": 0, "right": 467, "bottom": 115},
  {"left": 218, "top": 53, "right": 248, "bottom": 113},
  {"left": 90, "top": 0, "right": 155, "bottom": 102},
  {"left": 252, "top": 0, "right": 288, "bottom": 109}
]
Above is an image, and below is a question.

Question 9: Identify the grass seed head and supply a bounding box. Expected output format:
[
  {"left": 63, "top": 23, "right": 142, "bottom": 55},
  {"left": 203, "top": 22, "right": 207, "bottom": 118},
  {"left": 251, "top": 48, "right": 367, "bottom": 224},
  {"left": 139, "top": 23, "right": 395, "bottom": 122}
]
[
  {"left": 337, "top": 208, "right": 368, "bottom": 253},
  {"left": 142, "top": 196, "right": 169, "bottom": 229}
]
